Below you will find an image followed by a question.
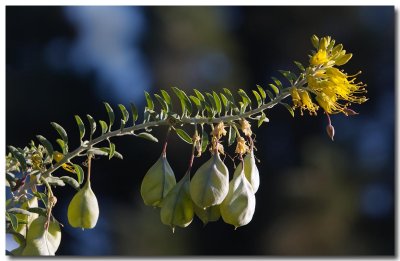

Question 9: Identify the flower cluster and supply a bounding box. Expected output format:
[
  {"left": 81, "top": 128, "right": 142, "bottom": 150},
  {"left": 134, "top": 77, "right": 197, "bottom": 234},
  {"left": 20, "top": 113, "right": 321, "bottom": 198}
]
[{"left": 291, "top": 35, "right": 368, "bottom": 116}]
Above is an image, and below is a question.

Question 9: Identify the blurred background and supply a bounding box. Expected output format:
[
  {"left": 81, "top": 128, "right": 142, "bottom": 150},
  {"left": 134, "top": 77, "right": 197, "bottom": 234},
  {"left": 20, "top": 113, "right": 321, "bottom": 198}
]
[{"left": 6, "top": 6, "right": 394, "bottom": 256}]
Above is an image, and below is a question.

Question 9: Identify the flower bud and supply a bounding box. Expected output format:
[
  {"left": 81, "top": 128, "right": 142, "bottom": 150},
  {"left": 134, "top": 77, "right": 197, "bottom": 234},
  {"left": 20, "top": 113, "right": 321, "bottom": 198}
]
[
  {"left": 160, "top": 174, "right": 193, "bottom": 232},
  {"left": 141, "top": 155, "right": 176, "bottom": 207},
  {"left": 67, "top": 180, "right": 99, "bottom": 229},
  {"left": 190, "top": 152, "right": 229, "bottom": 209},
  {"left": 194, "top": 204, "right": 220, "bottom": 226},
  {"left": 220, "top": 164, "right": 256, "bottom": 229},
  {"left": 21, "top": 216, "right": 61, "bottom": 256},
  {"left": 326, "top": 123, "right": 335, "bottom": 141}
]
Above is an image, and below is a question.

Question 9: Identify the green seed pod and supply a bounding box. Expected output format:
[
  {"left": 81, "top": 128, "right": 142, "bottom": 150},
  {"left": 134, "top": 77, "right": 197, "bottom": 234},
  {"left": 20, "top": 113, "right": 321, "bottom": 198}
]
[
  {"left": 160, "top": 174, "right": 193, "bottom": 232},
  {"left": 242, "top": 150, "right": 260, "bottom": 193},
  {"left": 190, "top": 153, "right": 229, "bottom": 209},
  {"left": 15, "top": 196, "right": 39, "bottom": 237},
  {"left": 67, "top": 179, "right": 99, "bottom": 229},
  {"left": 194, "top": 204, "right": 220, "bottom": 226},
  {"left": 220, "top": 164, "right": 256, "bottom": 229},
  {"left": 21, "top": 216, "right": 61, "bottom": 256},
  {"left": 141, "top": 154, "right": 176, "bottom": 207}
]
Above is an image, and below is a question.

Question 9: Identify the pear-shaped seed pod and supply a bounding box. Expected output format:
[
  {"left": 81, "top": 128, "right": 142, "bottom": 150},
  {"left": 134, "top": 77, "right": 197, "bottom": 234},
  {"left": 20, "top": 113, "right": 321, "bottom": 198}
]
[
  {"left": 194, "top": 204, "right": 221, "bottom": 226},
  {"left": 67, "top": 179, "right": 99, "bottom": 229},
  {"left": 141, "top": 155, "right": 176, "bottom": 207},
  {"left": 160, "top": 174, "right": 193, "bottom": 232},
  {"left": 21, "top": 216, "right": 61, "bottom": 256},
  {"left": 242, "top": 150, "right": 260, "bottom": 193},
  {"left": 220, "top": 164, "right": 256, "bottom": 229},
  {"left": 15, "top": 196, "right": 39, "bottom": 238},
  {"left": 190, "top": 153, "right": 229, "bottom": 209}
]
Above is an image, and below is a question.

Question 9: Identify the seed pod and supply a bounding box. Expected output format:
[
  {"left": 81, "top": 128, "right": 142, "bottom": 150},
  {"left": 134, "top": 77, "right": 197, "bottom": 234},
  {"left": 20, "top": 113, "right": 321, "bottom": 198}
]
[
  {"left": 15, "top": 196, "right": 39, "bottom": 237},
  {"left": 21, "top": 216, "right": 61, "bottom": 256},
  {"left": 67, "top": 179, "right": 99, "bottom": 229},
  {"left": 141, "top": 154, "right": 176, "bottom": 207},
  {"left": 220, "top": 164, "right": 256, "bottom": 229},
  {"left": 190, "top": 153, "right": 229, "bottom": 209},
  {"left": 160, "top": 174, "right": 193, "bottom": 232},
  {"left": 242, "top": 150, "right": 260, "bottom": 193},
  {"left": 194, "top": 204, "right": 220, "bottom": 226}
]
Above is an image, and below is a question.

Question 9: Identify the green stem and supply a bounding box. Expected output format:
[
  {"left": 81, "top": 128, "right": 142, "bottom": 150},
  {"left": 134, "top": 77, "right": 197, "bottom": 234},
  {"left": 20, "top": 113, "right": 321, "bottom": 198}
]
[{"left": 41, "top": 89, "right": 292, "bottom": 178}]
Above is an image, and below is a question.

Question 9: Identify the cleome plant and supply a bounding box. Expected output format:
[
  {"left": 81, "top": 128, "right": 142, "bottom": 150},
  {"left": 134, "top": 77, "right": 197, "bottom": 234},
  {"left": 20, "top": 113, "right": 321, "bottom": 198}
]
[{"left": 5, "top": 35, "right": 368, "bottom": 256}]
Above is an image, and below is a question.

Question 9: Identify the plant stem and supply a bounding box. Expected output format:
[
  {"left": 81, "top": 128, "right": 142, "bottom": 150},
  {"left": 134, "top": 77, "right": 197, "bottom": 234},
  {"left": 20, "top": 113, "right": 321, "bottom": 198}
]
[{"left": 41, "top": 89, "right": 291, "bottom": 178}]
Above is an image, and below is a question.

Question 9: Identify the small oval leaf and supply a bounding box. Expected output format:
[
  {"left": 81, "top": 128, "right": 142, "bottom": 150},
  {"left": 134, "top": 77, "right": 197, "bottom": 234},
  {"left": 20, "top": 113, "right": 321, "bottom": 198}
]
[
  {"left": 103, "top": 102, "right": 115, "bottom": 130},
  {"left": 50, "top": 122, "right": 68, "bottom": 144},
  {"left": 137, "top": 132, "right": 158, "bottom": 143},
  {"left": 74, "top": 115, "right": 85, "bottom": 141},
  {"left": 175, "top": 128, "right": 193, "bottom": 144},
  {"left": 73, "top": 164, "right": 84, "bottom": 184}
]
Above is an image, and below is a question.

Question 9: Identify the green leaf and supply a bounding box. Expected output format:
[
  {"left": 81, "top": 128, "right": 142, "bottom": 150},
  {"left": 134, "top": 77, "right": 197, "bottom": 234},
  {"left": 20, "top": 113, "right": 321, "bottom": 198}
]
[
  {"left": 74, "top": 115, "right": 85, "bottom": 141},
  {"left": 228, "top": 126, "right": 236, "bottom": 146},
  {"left": 252, "top": 90, "right": 262, "bottom": 107},
  {"left": 238, "top": 89, "right": 252, "bottom": 108},
  {"left": 161, "top": 90, "right": 172, "bottom": 111},
  {"left": 278, "top": 70, "right": 297, "bottom": 84},
  {"left": 223, "top": 88, "right": 235, "bottom": 104},
  {"left": 269, "top": 83, "right": 280, "bottom": 95},
  {"left": 99, "top": 120, "right": 108, "bottom": 135},
  {"left": 46, "top": 176, "right": 65, "bottom": 187},
  {"left": 189, "top": 95, "right": 202, "bottom": 114},
  {"left": 7, "top": 208, "right": 32, "bottom": 216},
  {"left": 33, "top": 192, "right": 48, "bottom": 207},
  {"left": 6, "top": 212, "right": 18, "bottom": 231},
  {"left": 281, "top": 102, "right": 295, "bottom": 117},
  {"left": 271, "top": 77, "right": 283, "bottom": 88},
  {"left": 205, "top": 92, "right": 217, "bottom": 114},
  {"left": 294, "top": 61, "right": 305, "bottom": 71},
  {"left": 27, "top": 207, "right": 47, "bottom": 217},
  {"left": 7, "top": 146, "right": 25, "bottom": 169},
  {"left": 175, "top": 128, "right": 193, "bottom": 144},
  {"left": 98, "top": 147, "right": 123, "bottom": 159},
  {"left": 256, "top": 85, "right": 266, "bottom": 100},
  {"left": 144, "top": 91, "right": 155, "bottom": 111},
  {"left": 56, "top": 139, "right": 68, "bottom": 154},
  {"left": 59, "top": 176, "right": 80, "bottom": 191},
  {"left": 257, "top": 112, "right": 269, "bottom": 127},
  {"left": 212, "top": 91, "right": 222, "bottom": 115},
  {"left": 103, "top": 102, "right": 115, "bottom": 131},
  {"left": 36, "top": 135, "right": 54, "bottom": 160},
  {"left": 86, "top": 114, "right": 97, "bottom": 139},
  {"left": 193, "top": 89, "right": 205, "bottom": 103},
  {"left": 137, "top": 132, "right": 158, "bottom": 143},
  {"left": 50, "top": 122, "right": 68, "bottom": 144},
  {"left": 154, "top": 94, "right": 169, "bottom": 112},
  {"left": 118, "top": 104, "right": 129, "bottom": 123},
  {"left": 73, "top": 164, "right": 84, "bottom": 184},
  {"left": 219, "top": 93, "right": 229, "bottom": 113},
  {"left": 201, "top": 126, "right": 209, "bottom": 153},
  {"left": 130, "top": 102, "right": 138, "bottom": 124},
  {"left": 172, "top": 87, "right": 192, "bottom": 116},
  {"left": 109, "top": 142, "right": 116, "bottom": 159}
]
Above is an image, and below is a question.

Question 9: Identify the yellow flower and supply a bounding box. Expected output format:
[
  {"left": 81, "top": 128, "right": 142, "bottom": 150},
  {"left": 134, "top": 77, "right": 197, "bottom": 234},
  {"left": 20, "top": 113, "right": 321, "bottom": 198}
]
[
  {"left": 308, "top": 67, "right": 367, "bottom": 114},
  {"left": 53, "top": 151, "right": 76, "bottom": 173},
  {"left": 310, "top": 49, "right": 329, "bottom": 66},
  {"left": 291, "top": 87, "right": 319, "bottom": 116}
]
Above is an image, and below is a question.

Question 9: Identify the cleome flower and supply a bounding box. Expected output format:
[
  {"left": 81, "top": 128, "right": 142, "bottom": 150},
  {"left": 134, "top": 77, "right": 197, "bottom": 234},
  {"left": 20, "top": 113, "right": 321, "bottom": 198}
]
[{"left": 292, "top": 35, "right": 368, "bottom": 116}]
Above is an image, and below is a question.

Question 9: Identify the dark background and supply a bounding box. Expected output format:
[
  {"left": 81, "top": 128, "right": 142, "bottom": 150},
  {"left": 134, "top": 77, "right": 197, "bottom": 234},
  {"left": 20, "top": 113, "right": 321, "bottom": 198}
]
[{"left": 6, "top": 6, "right": 395, "bottom": 255}]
